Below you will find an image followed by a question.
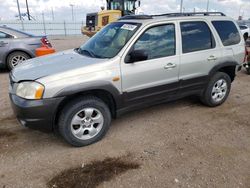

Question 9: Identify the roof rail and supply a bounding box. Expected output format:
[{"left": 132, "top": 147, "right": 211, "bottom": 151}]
[
  {"left": 152, "top": 12, "right": 226, "bottom": 17},
  {"left": 118, "top": 12, "right": 226, "bottom": 21},
  {"left": 119, "top": 15, "right": 153, "bottom": 20}
]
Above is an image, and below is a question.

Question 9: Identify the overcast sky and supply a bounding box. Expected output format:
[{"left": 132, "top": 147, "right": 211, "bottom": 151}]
[{"left": 0, "top": 0, "right": 249, "bottom": 21}]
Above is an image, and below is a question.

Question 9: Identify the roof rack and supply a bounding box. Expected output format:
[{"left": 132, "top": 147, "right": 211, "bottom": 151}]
[
  {"left": 151, "top": 12, "right": 226, "bottom": 17},
  {"left": 119, "top": 15, "right": 153, "bottom": 20},
  {"left": 118, "top": 12, "right": 226, "bottom": 21}
]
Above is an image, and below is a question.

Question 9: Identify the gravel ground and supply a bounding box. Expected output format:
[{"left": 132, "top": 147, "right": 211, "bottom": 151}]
[{"left": 0, "top": 36, "right": 250, "bottom": 188}]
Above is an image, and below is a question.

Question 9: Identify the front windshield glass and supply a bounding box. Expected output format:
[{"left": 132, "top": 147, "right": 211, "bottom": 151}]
[
  {"left": 79, "top": 22, "right": 140, "bottom": 58},
  {"left": 110, "top": 1, "right": 122, "bottom": 10},
  {"left": 124, "top": 0, "right": 136, "bottom": 14}
]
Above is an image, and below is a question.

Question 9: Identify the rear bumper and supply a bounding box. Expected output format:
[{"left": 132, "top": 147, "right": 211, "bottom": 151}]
[{"left": 9, "top": 94, "right": 64, "bottom": 132}]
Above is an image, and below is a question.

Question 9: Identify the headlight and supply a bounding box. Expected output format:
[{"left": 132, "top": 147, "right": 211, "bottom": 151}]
[{"left": 16, "top": 82, "right": 44, "bottom": 100}]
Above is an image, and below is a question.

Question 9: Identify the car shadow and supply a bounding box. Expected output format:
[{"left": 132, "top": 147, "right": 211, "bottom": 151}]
[{"left": 0, "top": 68, "right": 9, "bottom": 74}]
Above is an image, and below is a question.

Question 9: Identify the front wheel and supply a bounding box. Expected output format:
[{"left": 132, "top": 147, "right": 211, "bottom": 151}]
[
  {"left": 58, "top": 96, "right": 111, "bottom": 147},
  {"left": 200, "top": 72, "right": 231, "bottom": 107}
]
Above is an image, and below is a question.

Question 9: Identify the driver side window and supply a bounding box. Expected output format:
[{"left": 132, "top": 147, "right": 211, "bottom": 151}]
[{"left": 133, "top": 24, "right": 176, "bottom": 60}]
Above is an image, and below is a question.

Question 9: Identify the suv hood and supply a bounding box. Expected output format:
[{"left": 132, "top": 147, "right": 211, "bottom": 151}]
[{"left": 11, "top": 49, "right": 106, "bottom": 82}]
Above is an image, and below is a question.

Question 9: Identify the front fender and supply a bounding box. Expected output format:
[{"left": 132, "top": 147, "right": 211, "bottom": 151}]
[{"left": 53, "top": 80, "right": 123, "bottom": 109}]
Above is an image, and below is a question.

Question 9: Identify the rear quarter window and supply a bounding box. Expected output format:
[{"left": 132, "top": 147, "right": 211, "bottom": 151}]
[{"left": 212, "top": 21, "right": 241, "bottom": 46}]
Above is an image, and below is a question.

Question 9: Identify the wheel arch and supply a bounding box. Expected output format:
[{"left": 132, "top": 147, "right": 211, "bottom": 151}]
[
  {"left": 209, "top": 61, "right": 238, "bottom": 82},
  {"left": 5, "top": 49, "right": 34, "bottom": 65},
  {"left": 53, "top": 83, "right": 122, "bottom": 131}
]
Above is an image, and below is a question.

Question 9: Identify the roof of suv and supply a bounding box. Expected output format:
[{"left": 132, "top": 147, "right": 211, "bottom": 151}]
[{"left": 118, "top": 12, "right": 233, "bottom": 25}]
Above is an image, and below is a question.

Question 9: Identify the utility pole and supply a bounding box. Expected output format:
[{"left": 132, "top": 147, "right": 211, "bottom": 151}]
[
  {"left": 25, "top": 0, "right": 31, "bottom": 20},
  {"left": 16, "top": 0, "right": 22, "bottom": 20},
  {"left": 51, "top": 8, "right": 54, "bottom": 21},
  {"left": 180, "top": 0, "right": 183, "bottom": 13},
  {"left": 42, "top": 12, "right": 46, "bottom": 35},
  {"left": 206, "top": 0, "right": 210, "bottom": 12},
  {"left": 16, "top": 0, "right": 24, "bottom": 30},
  {"left": 70, "top": 4, "right": 74, "bottom": 21},
  {"left": 238, "top": 5, "right": 243, "bottom": 19}
]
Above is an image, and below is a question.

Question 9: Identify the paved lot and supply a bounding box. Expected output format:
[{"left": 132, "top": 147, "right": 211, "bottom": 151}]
[{"left": 0, "top": 36, "right": 250, "bottom": 188}]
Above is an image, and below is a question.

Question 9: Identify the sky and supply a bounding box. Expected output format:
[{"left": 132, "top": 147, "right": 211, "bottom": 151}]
[{"left": 0, "top": 0, "right": 249, "bottom": 22}]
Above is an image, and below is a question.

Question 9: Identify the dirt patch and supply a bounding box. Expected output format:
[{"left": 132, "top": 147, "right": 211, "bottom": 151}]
[
  {"left": 0, "top": 129, "right": 18, "bottom": 151},
  {"left": 0, "top": 129, "right": 17, "bottom": 139},
  {"left": 47, "top": 156, "right": 140, "bottom": 188},
  {"left": 0, "top": 115, "right": 16, "bottom": 124}
]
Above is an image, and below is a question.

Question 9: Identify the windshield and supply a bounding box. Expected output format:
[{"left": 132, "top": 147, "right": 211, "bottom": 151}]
[
  {"left": 79, "top": 22, "right": 140, "bottom": 58},
  {"left": 108, "top": 0, "right": 136, "bottom": 12},
  {"left": 124, "top": 0, "right": 136, "bottom": 14}
]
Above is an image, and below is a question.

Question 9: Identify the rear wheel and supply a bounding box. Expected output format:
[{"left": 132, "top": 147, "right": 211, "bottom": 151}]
[
  {"left": 7, "top": 51, "right": 30, "bottom": 70},
  {"left": 58, "top": 96, "right": 111, "bottom": 147},
  {"left": 200, "top": 72, "right": 231, "bottom": 107}
]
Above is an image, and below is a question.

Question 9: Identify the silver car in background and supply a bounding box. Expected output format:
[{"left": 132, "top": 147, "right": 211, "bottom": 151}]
[
  {"left": 239, "top": 25, "right": 250, "bottom": 40},
  {"left": 0, "top": 26, "right": 52, "bottom": 70}
]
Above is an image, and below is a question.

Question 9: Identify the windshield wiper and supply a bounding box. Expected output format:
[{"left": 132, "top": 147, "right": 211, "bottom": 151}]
[{"left": 78, "top": 48, "right": 98, "bottom": 58}]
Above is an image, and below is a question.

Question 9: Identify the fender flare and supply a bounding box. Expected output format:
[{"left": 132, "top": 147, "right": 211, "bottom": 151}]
[
  {"left": 54, "top": 81, "right": 123, "bottom": 109},
  {"left": 209, "top": 61, "right": 238, "bottom": 78}
]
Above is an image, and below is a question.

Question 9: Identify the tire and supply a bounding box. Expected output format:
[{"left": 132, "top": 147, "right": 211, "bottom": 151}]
[
  {"left": 58, "top": 96, "right": 112, "bottom": 147},
  {"left": 200, "top": 72, "right": 231, "bottom": 107},
  {"left": 243, "top": 33, "right": 249, "bottom": 41},
  {"left": 247, "top": 68, "right": 250, "bottom": 75},
  {"left": 7, "top": 51, "right": 30, "bottom": 70}
]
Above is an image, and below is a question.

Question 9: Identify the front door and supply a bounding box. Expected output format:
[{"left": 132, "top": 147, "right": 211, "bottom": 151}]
[
  {"left": 0, "top": 31, "right": 11, "bottom": 65},
  {"left": 121, "top": 23, "right": 180, "bottom": 106}
]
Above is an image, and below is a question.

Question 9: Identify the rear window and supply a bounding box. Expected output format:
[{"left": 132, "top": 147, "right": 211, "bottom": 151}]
[{"left": 212, "top": 21, "right": 241, "bottom": 46}]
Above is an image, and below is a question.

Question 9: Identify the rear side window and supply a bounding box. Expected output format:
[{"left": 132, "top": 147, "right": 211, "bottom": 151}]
[
  {"left": 212, "top": 21, "right": 241, "bottom": 46},
  {"left": 180, "top": 21, "right": 215, "bottom": 53}
]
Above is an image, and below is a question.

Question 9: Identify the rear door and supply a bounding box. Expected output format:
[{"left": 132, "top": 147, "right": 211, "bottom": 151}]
[
  {"left": 178, "top": 20, "right": 221, "bottom": 93},
  {"left": 212, "top": 20, "right": 245, "bottom": 65},
  {"left": 0, "top": 31, "right": 11, "bottom": 65},
  {"left": 121, "top": 22, "right": 180, "bottom": 106}
]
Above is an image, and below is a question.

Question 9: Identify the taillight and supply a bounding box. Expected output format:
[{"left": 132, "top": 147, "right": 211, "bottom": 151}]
[{"left": 41, "top": 37, "right": 52, "bottom": 48}]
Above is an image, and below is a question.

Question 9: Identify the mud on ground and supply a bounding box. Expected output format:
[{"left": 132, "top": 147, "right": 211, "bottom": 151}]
[{"left": 0, "top": 36, "right": 250, "bottom": 188}]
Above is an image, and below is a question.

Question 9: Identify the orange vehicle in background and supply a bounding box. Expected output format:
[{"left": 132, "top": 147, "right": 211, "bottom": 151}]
[{"left": 35, "top": 37, "right": 55, "bottom": 57}]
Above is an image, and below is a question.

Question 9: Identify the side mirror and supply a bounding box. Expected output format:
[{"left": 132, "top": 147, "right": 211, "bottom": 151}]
[{"left": 125, "top": 49, "right": 148, "bottom": 64}]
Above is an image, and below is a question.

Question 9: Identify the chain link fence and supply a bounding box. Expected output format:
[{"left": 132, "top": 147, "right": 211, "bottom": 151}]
[{"left": 0, "top": 20, "right": 85, "bottom": 36}]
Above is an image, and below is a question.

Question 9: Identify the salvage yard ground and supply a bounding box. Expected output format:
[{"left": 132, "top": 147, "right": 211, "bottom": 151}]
[{"left": 0, "top": 36, "right": 250, "bottom": 188}]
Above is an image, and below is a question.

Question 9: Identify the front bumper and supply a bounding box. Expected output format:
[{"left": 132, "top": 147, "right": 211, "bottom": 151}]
[{"left": 9, "top": 94, "right": 64, "bottom": 132}]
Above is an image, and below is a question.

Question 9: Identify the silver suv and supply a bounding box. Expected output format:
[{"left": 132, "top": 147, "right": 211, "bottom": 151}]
[{"left": 9, "top": 12, "right": 245, "bottom": 147}]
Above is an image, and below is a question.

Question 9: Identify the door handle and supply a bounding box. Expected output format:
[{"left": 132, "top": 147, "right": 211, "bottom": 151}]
[
  {"left": 0, "top": 41, "right": 8, "bottom": 46},
  {"left": 207, "top": 55, "right": 217, "bottom": 61},
  {"left": 164, "top": 63, "right": 176, "bottom": 70}
]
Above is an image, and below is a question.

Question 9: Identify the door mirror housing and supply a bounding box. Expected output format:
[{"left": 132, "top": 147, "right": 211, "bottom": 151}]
[{"left": 125, "top": 49, "right": 148, "bottom": 64}]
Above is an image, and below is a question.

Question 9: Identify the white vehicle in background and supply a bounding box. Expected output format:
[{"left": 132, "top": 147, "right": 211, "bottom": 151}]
[{"left": 239, "top": 25, "right": 250, "bottom": 40}]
